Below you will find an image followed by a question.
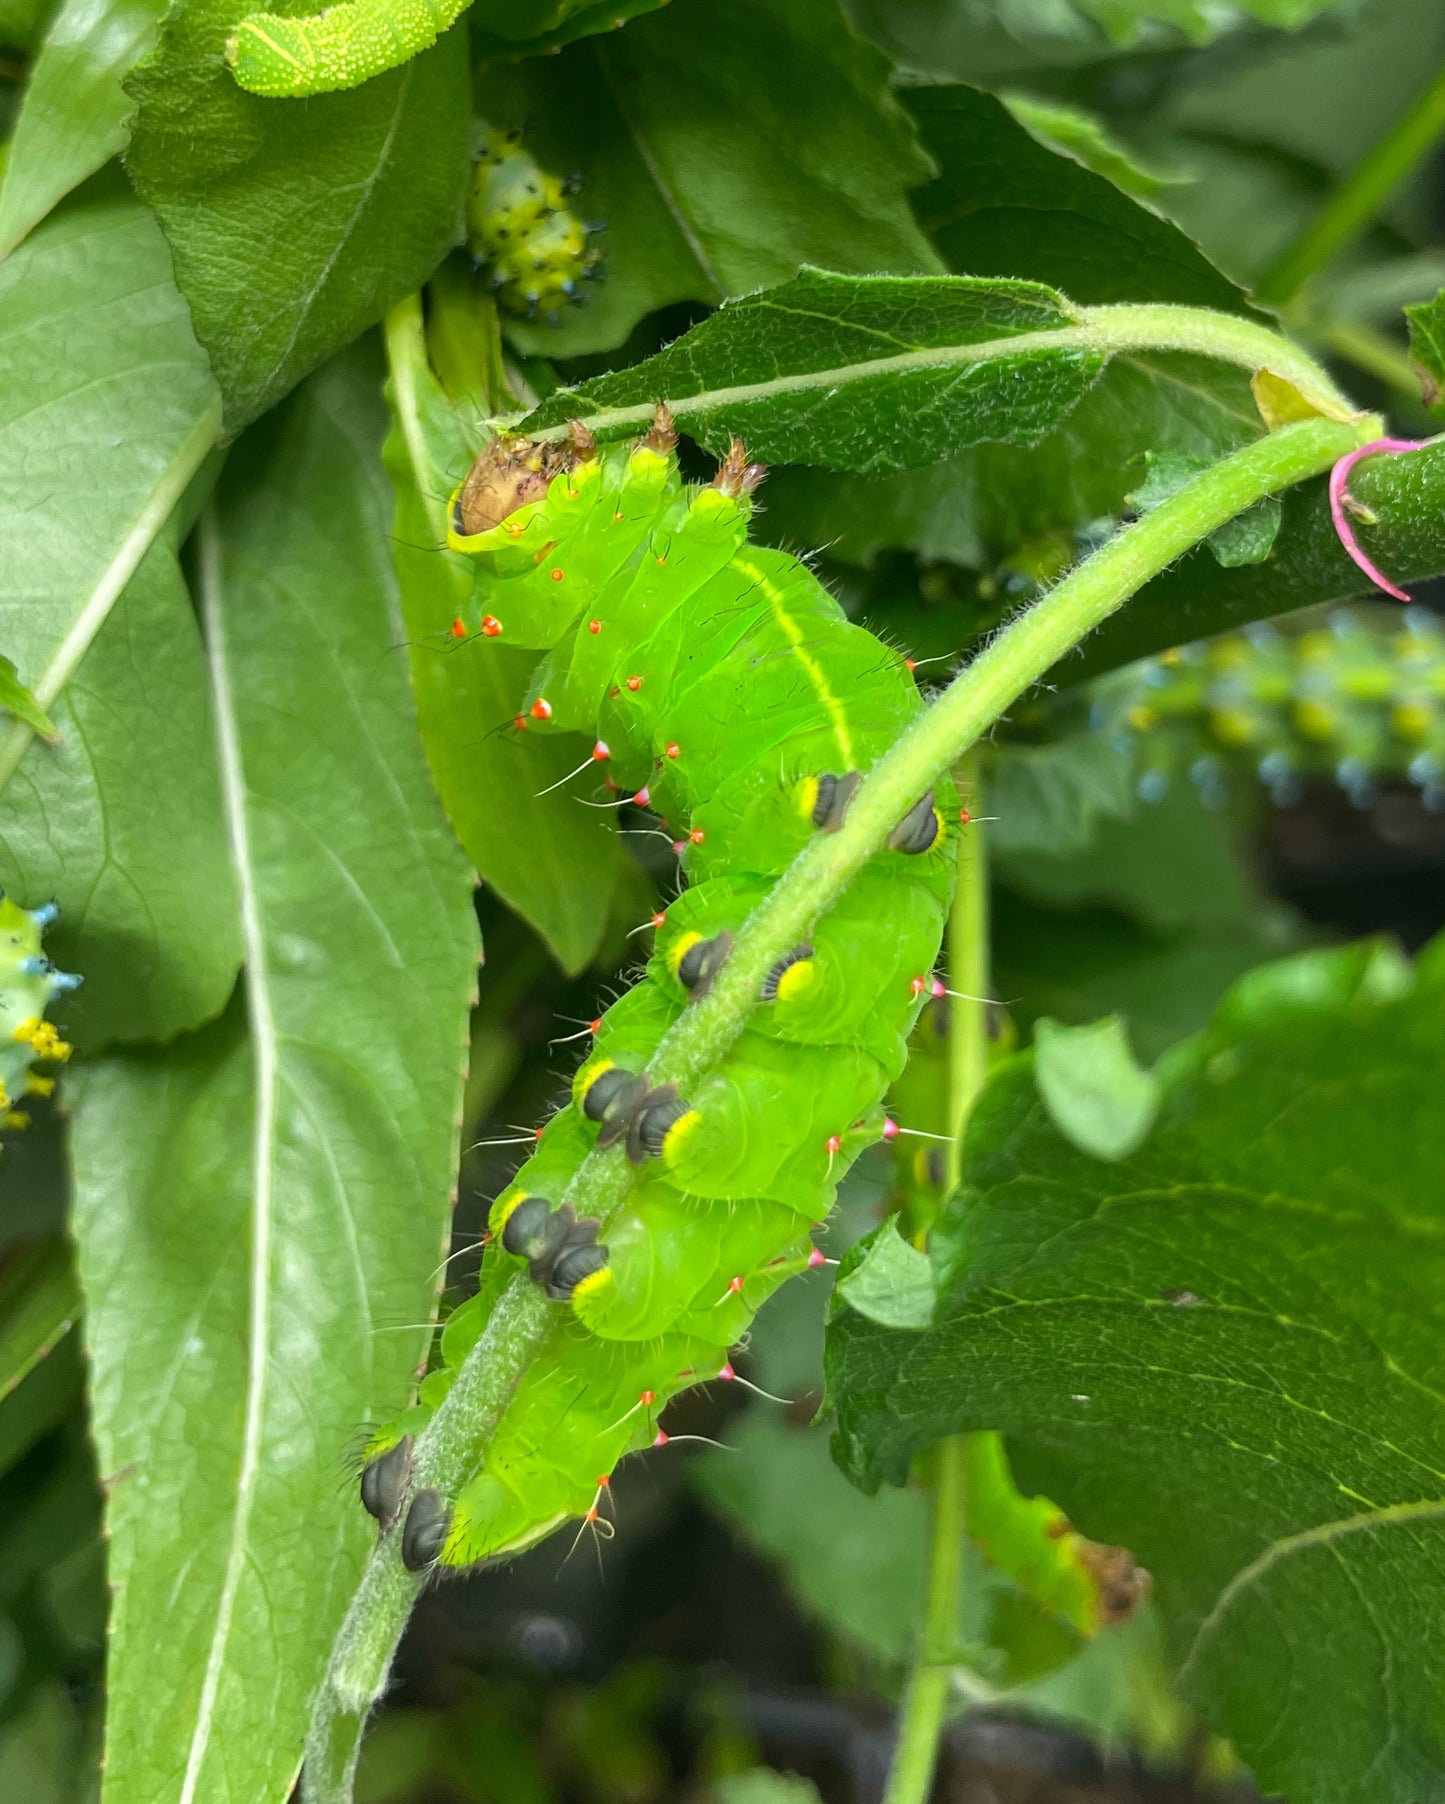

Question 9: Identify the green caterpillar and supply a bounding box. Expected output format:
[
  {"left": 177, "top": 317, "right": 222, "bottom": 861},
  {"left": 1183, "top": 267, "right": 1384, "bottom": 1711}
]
[
  {"left": 363, "top": 410, "right": 956, "bottom": 1570},
  {"left": 0, "top": 896, "right": 79, "bottom": 1135},
  {"left": 226, "top": 0, "right": 464, "bottom": 97},
  {"left": 1093, "top": 607, "right": 1445, "bottom": 810},
  {"left": 466, "top": 130, "right": 601, "bottom": 323}
]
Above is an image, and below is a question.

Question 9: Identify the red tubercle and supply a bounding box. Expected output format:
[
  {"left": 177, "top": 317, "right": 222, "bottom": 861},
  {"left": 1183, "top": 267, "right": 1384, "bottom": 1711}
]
[
  {"left": 604, "top": 776, "right": 619, "bottom": 793},
  {"left": 671, "top": 839, "right": 687, "bottom": 856},
  {"left": 550, "top": 568, "right": 565, "bottom": 583},
  {"left": 650, "top": 911, "right": 666, "bottom": 929},
  {"left": 881, "top": 1117, "right": 900, "bottom": 1141},
  {"left": 588, "top": 619, "right": 602, "bottom": 634},
  {"left": 905, "top": 657, "right": 917, "bottom": 672},
  {"left": 727, "top": 1274, "right": 745, "bottom": 1294},
  {"left": 530, "top": 698, "right": 553, "bottom": 721},
  {"left": 450, "top": 617, "right": 468, "bottom": 640},
  {"left": 717, "top": 1361, "right": 736, "bottom": 1382},
  {"left": 625, "top": 675, "right": 642, "bottom": 692},
  {"left": 633, "top": 785, "right": 651, "bottom": 807},
  {"left": 825, "top": 1134, "right": 842, "bottom": 1156},
  {"left": 480, "top": 615, "right": 503, "bottom": 638},
  {"left": 930, "top": 977, "right": 947, "bottom": 999},
  {"left": 807, "top": 1247, "right": 827, "bottom": 1269},
  {"left": 597, "top": 1473, "right": 611, "bottom": 1489},
  {"left": 591, "top": 741, "right": 610, "bottom": 762},
  {"left": 664, "top": 742, "right": 680, "bottom": 759},
  {"left": 958, "top": 808, "right": 971, "bottom": 824},
  {"left": 590, "top": 1018, "right": 602, "bottom": 1034},
  {"left": 688, "top": 827, "right": 705, "bottom": 845},
  {"left": 513, "top": 714, "right": 528, "bottom": 732},
  {"left": 534, "top": 1126, "right": 544, "bottom": 1141},
  {"left": 640, "top": 1389, "right": 655, "bottom": 1407},
  {"left": 909, "top": 975, "right": 926, "bottom": 997},
  {"left": 653, "top": 1430, "right": 669, "bottom": 1447}
]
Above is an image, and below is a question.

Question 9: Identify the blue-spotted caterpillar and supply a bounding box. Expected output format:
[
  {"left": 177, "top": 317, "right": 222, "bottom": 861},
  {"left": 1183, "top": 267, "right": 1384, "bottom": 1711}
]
[
  {"left": 1092, "top": 607, "right": 1445, "bottom": 811},
  {"left": 466, "top": 130, "right": 602, "bottom": 323},
  {"left": 0, "top": 896, "right": 79, "bottom": 1136},
  {"left": 362, "top": 409, "right": 958, "bottom": 1569}
]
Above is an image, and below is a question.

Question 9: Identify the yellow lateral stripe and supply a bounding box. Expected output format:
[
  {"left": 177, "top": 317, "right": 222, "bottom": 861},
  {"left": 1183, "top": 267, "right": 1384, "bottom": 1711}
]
[{"left": 732, "top": 553, "right": 855, "bottom": 769}]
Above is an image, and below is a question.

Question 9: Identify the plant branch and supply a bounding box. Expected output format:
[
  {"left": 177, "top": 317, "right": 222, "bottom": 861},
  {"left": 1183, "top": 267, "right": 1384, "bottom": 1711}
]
[
  {"left": 498, "top": 302, "right": 1353, "bottom": 445},
  {"left": 304, "top": 413, "right": 1365, "bottom": 1802},
  {"left": 1257, "top": 61, "right": 1445, "bottom": 307}
]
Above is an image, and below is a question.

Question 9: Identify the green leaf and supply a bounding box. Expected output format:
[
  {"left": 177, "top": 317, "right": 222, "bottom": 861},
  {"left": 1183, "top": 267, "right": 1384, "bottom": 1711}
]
[
  {"left": 715, "top": 1772, "right": 825, "bottom": 1804},
  {"left": 1032, "top": 1015, "right": 1160, "bottom": 1161},
  {"left": 0, "top": 180, "right": 221, "bottom": 795},
  {"left": 1404, "top": 288, "right": 1445, "bottom": 412},
  {"left": 521, "top": 269, "right": 1107, "bottom": 473},
  {"left": 69, "top": 350, "right": 478, "bottom": 1804},
  {"left": 0, "top": 658, "right": 56, "bottom": 742},
  {"left": 828, "top": 936, "right": 1445, "bottom": 1804},
  {"left": 837, "top": 1219, "right": 935, "bottom": 1329},
  {"left": 0, "top": 0, "right": 165, "bottom": 260},
  {"left": 1001, "top": 93, "right": 1184, "bottom": 202},
  {"left": 0, "top": 1239, "right": 78, "bottom": 1403},
  {"left": 384, "top": 303, "right": 623, "bottom": 972},
  {"left": 0, "top": 541, "right": 243, "bottom": 1049},
  {"left": 477, "top": 0, "right": 941, "bottom": 358},
  {"left": 909, "top": 87, "right": 1247, "bottom": 315},
  {"left": 124, "top": 4, "right": 469, "bottom": 431},
  {"left": 473, "top": 0, "right": 666, "bottom": 59}
]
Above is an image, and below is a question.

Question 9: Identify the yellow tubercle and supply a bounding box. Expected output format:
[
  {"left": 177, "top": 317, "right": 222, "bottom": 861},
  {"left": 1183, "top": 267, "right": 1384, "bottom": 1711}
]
[
  {"left": 3, "top": 1111, "right": 30, "bottom": 1132},
  {"left": 13, "top": 1018, "right": 70, "bottom": 1061},
  {"left": 773, "top": 958, "right": 816, "bottom": 1004},
  {"left": 571, "top": 1265, "right": 613, "bottom": 1305},
  {"left": 796, "top": 775, "right": 820, "bottom": 823},
  {"left": 1392, "top": 700, "right": 1432, "bottom": 742},
  {"left": 660, "top": 1109, "right": 702, "bottom": 1165},
  {"left": 666, "top": 931, "right": 703, "bottom": 983},
  {"left": 24, "top": 1074, "right": 54, "bottom": 1098},
  {"left": 491, "top": 1188, "right": 527, "bottom": 1235}
]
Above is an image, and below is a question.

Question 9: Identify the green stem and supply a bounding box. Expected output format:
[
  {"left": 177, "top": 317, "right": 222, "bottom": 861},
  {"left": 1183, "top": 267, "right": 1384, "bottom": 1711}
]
[
  {"left": 884, "top": 757, "right": 990, "bottom": 1804},
  {"left": 885, "top": 1435, "right": 970, "bottom": 1804},
  {"left": 304, "top": 414, "right": 1364, "bottom": 1802},
  {"left": 500, "top": 303, "right": 1354, "bottom": 445},
  {"left": 1257, "top": 61, "right": 1445, "bottom": 307}
]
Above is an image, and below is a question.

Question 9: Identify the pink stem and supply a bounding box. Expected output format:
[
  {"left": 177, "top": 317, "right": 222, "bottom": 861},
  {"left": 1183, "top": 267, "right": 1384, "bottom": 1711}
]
[{"left": 1328, "top": 437, "right": 1440, "bottom": 603}]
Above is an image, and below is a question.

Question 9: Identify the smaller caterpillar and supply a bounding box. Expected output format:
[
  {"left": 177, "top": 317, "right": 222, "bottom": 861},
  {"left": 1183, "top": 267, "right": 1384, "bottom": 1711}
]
[
  {"left": 466, "top": 130, "right": 601, "bottom": 324},
  {"left": 1088, "top": 607, "right": 1445, "bottom": 811},
  {"left": 0, "top": 895, "right": 79, "bottom": 1137},
  {"left": 226, "top": 0, "right": 464, "bottom": 96}
]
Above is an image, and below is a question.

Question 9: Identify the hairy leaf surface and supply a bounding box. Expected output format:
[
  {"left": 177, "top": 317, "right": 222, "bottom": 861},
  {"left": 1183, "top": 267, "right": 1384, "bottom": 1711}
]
[
  {"left": 125, "top": 0, "right": 469, "bottom": 430},
  {"left": 69, "top": 351, "right": 477, "bottom": 1804},
  {"left": 828, "top": 937, "right": 1445, "bottom": 1804},
  {"left": 521, "top": 269, "right": 1106, "bottom": 473}
]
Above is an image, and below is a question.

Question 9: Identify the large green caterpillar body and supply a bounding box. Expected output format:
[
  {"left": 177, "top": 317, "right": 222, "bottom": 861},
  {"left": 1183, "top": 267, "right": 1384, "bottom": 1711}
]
[
  {"left": 466, "top": 130, "right": 601, "bottom": 323},
  {"left": 0, "top": 896, "right": 79, "bottom": 1135},
  {"left": 365, "top": 412, "right": 956, "bottom": 1569},
  {"left": 1093, "top": 607, "right": 1445, "bottom": 810},
  {"left": 226, "top": 0, "right": 461, "bottom": 97}
]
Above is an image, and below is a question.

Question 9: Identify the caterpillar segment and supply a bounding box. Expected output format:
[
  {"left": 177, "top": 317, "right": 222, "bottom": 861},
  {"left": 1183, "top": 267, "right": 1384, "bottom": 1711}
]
[
  {"left": 0, "top": 895, "right": 80, "bottom": 1137},
  {"left": 1093, "top": 607, "right": 1445, "bottom": 810},
  {"left": 466, "top": 129, "right": 602, "bottom": 323},
  {"left": 368, "top": 411, "right": 955, "bottom": 1569}
]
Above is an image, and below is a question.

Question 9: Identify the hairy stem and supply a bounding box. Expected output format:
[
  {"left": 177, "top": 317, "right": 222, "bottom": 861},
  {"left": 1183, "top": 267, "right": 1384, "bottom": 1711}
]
[
  {"left": 886, "top": 1434, "right": 971, "bottom": 1804},
  {"left": 304, "top": 413, "right": 1365, "bottom": 1801},
  {"left": 503, "top": 302, "right": 1353, "bottom": 444},
  {"left": 883, "top": 756, "right": 990, "bottom": 1804},
  {"left": 1258, "top": 61, "right": 1445, "bottom": 306}
]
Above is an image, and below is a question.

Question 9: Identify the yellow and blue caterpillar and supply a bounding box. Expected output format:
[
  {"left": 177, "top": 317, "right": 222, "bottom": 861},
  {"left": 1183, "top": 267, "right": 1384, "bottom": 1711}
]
[
  {"left": 1094, "top": 607, "right": 1445, "bottom": 811},
  {"left": 363, "top": 410, "right": 956, "bottom": 1570},
  {"left": 0, "top": 895, "right": 78, "bottom": 1135}
]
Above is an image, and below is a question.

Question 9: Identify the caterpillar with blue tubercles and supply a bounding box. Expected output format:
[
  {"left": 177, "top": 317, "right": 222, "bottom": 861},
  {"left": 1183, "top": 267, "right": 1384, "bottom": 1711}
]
[
  {"left": 0, "top": 896, "right": 80, "bottom": 1137},
  {"left": 361, "top": 407, "right": 958, "bottom": 1570},
  {"left": 1090, "top": 606, "right": 1445, "bottom": 811}
]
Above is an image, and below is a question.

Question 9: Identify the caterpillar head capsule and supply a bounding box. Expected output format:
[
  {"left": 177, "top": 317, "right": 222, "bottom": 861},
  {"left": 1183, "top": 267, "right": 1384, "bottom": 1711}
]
[
  {"left": 401, "top": 1488, "right": 452, "bottom": 1572},
  {"left": 452, "top": 424, "right": 596, "bottom": 539},
  {"left": 359, "top": 1435, "right": 413, "bottom": 1532}
]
